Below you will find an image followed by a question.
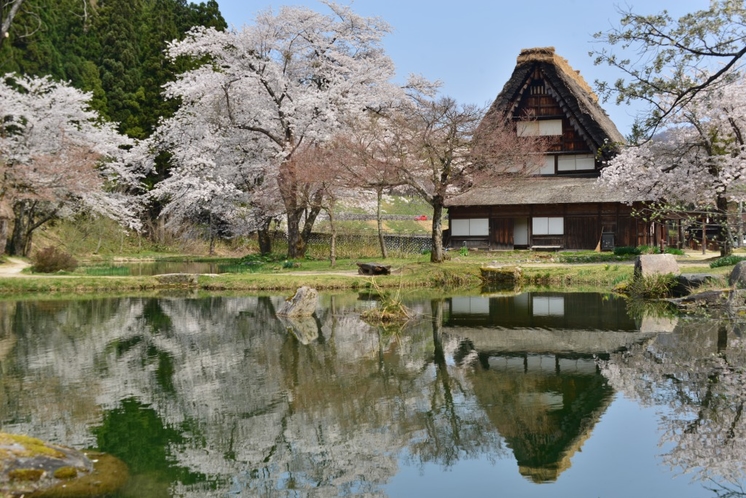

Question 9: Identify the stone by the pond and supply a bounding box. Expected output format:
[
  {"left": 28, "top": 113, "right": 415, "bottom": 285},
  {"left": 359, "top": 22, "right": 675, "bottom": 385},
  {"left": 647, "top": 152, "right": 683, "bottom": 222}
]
[
  {"left": 672, "top": 273, "right": 716, "bottom": 297},
  {"left": 480, "top": 265, "right": 522, "bottom": 287},
  {"left": 634, "top": 254, "right": 680, "bottom": 278},
  {"left": 0, "top": 433, "right": 128, "bottom": 497},
  {"left": 276, "top": 286, "right": 318, "bottom": 317},
  {"left": 729, "top": 261, "right": 746, "bottom": 288},
  {"left": 154, "top": 273, "right": 198, "bottom": 286}
]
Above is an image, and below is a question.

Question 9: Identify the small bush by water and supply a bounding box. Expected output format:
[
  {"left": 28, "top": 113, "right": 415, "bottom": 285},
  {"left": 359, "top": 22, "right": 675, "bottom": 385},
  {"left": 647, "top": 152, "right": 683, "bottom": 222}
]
[{"left": 32, "top": 246, "right": 78, "bottom": 273}]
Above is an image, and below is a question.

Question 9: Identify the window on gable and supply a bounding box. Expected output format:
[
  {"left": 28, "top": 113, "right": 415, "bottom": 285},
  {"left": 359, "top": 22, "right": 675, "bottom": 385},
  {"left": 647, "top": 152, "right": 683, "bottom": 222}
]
[{"left": 517, "top": 119, "right": 562, "bottom": 137}]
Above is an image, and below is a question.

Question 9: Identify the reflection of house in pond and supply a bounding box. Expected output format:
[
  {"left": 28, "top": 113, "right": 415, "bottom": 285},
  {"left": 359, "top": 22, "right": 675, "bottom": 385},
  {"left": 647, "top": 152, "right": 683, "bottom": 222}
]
[
  {"left": 445, "top": 292, "right": 675, "bottom": 483},
  {"left": 446, "top": 292, "right": 675, "bottom": 354},
  {"left": 471, "top": 355, "right": 612, "bottom": 483}
]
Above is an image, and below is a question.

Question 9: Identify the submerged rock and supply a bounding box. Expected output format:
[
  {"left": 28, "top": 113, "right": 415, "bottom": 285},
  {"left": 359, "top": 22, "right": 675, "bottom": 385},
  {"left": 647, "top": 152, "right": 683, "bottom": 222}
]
[
  {"left": 279, "top": 315, "right": 320, "bottom": 344},
  {"left": 0, "top": 433, "right": 128, "bottom": 497}
]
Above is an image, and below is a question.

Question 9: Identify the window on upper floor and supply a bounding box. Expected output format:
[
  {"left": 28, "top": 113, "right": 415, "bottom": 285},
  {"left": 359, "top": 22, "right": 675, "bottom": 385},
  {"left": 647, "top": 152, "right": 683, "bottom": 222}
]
[
  {"left": 557, "top": 154, "right": 595, "bottom": 172},
  {"left": 517, "top": 119, "right": 562, "bottom": 137},
  {"left": 539, "top": 156, "right": 555, "bottom": 175}
]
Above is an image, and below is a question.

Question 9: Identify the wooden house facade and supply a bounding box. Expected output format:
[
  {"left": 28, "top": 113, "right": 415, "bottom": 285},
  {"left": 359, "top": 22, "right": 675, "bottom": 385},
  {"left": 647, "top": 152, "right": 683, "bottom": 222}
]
[{"left": 447, "top": 47, "right": 659, "bottom": 251}]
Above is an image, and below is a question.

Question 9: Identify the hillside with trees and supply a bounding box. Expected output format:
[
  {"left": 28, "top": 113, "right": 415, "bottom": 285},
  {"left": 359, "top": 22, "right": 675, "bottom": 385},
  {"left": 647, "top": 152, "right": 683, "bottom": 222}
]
[{"left": 0, "top": 0, "right": 226, "bottom": 138}]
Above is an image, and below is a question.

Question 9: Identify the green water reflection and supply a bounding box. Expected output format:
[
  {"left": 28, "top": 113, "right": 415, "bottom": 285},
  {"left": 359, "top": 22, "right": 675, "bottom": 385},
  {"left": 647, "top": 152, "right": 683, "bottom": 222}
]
[{"left": 0, "top": 293, "right": 743, "bottom": 497}]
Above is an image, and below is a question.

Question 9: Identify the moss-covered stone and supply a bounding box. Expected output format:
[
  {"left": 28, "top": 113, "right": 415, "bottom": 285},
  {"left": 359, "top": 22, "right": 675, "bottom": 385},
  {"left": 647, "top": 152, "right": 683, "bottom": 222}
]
[
  {"left": 39, "top": 453, "right": 129, "bottom": 497},
  {"left": 8, "top": 468, "right": 44, "bottom": 481},
  {"left": 0, "top": 433, "right": 128, "bottom": 497},
  {"left": 0, "top": 433, "right": 65, "bottom": 460},
  {"left": 52, "top": 466, "right": 79, "bottom": 479}
]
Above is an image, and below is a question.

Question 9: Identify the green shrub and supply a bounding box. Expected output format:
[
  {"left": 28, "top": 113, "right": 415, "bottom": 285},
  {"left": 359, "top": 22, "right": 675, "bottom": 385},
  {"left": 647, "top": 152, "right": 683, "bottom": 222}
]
[
  {"left": 636, "top": 244, "right": 660, "bottom": 254},
  {"left": 558, "top": 252, "right": 622, "bottom": 263},
  {"left": 31, "top": 246, "right": 78, "bottom": 273},
  {"left": 613, "top": 246, "right": 640, "bottom": 256},
  {"left": 627, "top": 273, "right": 677, "bottom": 299},
  {"left": 664, "top": 247, "right": 685, "bottom": 255},
  {"left": 710, "top": 254, "right": 746, "bottom": 268}
]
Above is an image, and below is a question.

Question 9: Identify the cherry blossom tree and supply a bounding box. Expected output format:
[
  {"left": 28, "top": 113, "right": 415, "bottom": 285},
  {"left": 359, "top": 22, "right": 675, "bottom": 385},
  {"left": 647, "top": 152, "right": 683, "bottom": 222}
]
[
  {"left": 592, "top": 0, "right": 746, "bottom": 137},
  {"left": 599, "top": 77, "right": 746, "bottom": 255},
  {"left": 145, "top": 105, "right": 275, "bottom": 253},
  {"left": 0, "top": 73, "right": 141, "bottom": 255},
  {"left": 156, "top": 1, "right": 406, "bottom": 259},
  {"left": 391, "top": 96, "right": 548, "bottom": 263},
  {"left": 324, "top": 115, "right": 408, "bottom": 259}
]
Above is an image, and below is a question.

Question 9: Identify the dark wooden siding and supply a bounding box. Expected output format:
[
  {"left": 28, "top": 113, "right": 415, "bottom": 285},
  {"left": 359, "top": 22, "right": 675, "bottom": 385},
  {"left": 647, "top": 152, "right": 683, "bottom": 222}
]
[
  {"left": 564, "top": 216, "right": 600, "bottom": 249},
  {"left": 492, "top": 218, "right": 514, "bottom": 249},
  {"left": 448, "top": 202, "right": 655, "bottom": 250}
]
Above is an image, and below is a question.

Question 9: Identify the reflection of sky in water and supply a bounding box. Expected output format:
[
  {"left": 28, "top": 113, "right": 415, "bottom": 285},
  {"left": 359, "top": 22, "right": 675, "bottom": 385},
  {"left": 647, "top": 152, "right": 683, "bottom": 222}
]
[{"left": 386, "top": 395, "right": 703, "bottom": 498}]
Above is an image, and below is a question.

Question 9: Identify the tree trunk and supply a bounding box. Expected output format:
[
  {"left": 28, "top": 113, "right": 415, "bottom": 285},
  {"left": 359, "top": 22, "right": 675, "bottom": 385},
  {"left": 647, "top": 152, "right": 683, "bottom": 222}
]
[
  {"left": 0, "top": 217, "right": 8, "bottom": 255},
  {"left": 376, "top": 188, "right": 388, "bottom": 259},
  {"left": 717, "top": 195, "right": 732, "bottom": 257},
  {"left": 0, "top": 0, "right": 24, "bottom": 49},
  {"left": 430, "top": 201, "right": 444, "bottom": 263},
  {"left": 208, "top": 212, "right": 215, "bottom": 256},
  {"left": 286, "top": 205, "right": 322, "bottom": 260},
  {"left": 286, "top": 209, "right": 305, "bottom": 260},
  {"left": 257, "top": 218, "right": 272, "bottom": 256},
  {"left": 8, "top": 200, "right": 33, "bottom": 256},
  {"left": 328, "top": 208, "right": 337, "bottom": 268},
  {"left": 278, "top": 160, "right": 323, "bottom": 260}
]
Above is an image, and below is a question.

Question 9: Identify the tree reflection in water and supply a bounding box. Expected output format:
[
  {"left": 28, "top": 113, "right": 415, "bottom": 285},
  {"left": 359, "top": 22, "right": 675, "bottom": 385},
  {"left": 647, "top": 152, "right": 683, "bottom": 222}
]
[
  {"left": 0, "top": 294, "right": 742, "bottom": 496},
  {"left": 599, "top": 318, "right": 746, "bottom": 489}
]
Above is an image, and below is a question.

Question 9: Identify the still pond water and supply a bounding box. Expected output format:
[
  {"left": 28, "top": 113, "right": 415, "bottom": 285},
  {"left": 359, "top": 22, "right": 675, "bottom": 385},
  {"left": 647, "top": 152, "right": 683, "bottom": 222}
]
[{"left": 1, "top": 291, "right": 745, "bottom": 497}]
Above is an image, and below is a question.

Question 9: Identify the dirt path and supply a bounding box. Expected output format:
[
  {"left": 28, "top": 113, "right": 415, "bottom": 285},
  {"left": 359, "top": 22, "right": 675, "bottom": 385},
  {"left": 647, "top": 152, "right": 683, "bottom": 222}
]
[{"left": 0, "top": 258, "right": 31, "bottom": 277}]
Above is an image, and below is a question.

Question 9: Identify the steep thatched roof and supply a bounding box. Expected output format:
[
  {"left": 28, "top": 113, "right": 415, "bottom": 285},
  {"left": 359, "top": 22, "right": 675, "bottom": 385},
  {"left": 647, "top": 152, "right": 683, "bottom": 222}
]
[
  {"left": 446, "top": 176, "right": 645, "bottom": 207},
  {"left": 480, "top": 47, "right": 625, "bottom": 150}
]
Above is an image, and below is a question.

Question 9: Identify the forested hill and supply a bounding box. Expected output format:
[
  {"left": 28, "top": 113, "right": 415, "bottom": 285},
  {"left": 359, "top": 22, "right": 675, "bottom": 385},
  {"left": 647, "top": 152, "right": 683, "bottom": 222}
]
[{"left": 0, "top": 0, "right": 226, "bottom": 139}]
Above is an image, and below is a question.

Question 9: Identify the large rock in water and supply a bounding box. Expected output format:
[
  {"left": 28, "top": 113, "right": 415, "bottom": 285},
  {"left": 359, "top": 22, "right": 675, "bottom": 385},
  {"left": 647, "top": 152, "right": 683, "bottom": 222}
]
[
  {"left": 276, "top": 286, "right": 318, "bottom": 317},
  {"left": 0, "top": 432, "right": 128, "bottom": 496},
  {"left": 634, "top": 254, "right": 680, "bottom": 278}
]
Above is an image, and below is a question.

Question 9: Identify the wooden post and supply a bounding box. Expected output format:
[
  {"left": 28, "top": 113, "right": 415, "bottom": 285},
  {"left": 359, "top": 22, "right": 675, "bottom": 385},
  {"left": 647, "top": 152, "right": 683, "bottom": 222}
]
[{"left": 702, "top": 217, "right": 707, "bottom": 255}]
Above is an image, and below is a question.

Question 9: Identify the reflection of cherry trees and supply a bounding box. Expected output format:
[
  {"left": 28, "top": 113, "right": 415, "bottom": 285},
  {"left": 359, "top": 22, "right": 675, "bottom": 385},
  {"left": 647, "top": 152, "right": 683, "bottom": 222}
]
[
  {"left": 404, "top": 299, "right": 506, "bottom": 468},
  {"left": 0, "top": 295, "right": 505, "bottom": 496},
  {"left": 599, "top": 319, "right": 746, "bottom": 485}
]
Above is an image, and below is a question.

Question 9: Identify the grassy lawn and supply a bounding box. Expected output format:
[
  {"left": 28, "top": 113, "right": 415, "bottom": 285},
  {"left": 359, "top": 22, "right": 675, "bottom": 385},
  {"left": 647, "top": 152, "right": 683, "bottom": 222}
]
[{"left": 1, "top": 246, "right": 735, "bottom": 298}]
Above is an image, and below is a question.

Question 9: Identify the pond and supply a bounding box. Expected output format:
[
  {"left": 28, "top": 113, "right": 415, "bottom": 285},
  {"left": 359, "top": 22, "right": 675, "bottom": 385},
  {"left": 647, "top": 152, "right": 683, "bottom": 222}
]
[{"left": 0, "top": 291, "right": 744, "bottom": 497}]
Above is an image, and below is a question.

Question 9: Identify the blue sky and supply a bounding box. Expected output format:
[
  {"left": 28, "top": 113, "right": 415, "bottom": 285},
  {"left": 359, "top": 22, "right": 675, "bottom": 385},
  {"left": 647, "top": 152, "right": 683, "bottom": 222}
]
[{"left": 215, "top": 1, "right": 708, "bottom": 137}]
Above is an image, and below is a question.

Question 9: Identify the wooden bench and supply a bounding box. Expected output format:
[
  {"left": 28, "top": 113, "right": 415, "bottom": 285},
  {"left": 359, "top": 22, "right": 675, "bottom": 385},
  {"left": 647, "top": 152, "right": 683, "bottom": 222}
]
[{"left": 356, "top": 262, "right": 391, "bottom": 275}]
